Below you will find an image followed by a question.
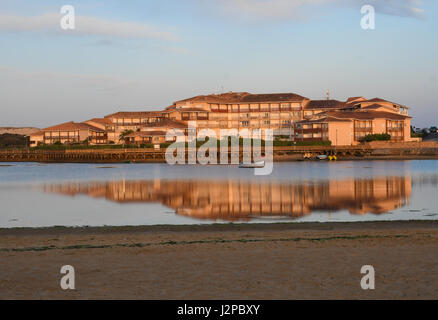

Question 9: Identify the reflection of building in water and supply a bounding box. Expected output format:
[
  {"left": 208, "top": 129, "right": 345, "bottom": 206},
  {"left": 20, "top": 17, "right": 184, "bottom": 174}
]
[
  {"left": 43, "top": 177, "right": 411, "bottom": 221},
  {"left": 44, "top": 177, "right": 411, "bottom": 221}
]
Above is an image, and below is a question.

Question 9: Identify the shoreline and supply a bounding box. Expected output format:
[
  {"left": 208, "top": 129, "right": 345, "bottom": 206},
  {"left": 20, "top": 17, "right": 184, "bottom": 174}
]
[
  {"left": 2, "top": 220, "right": 438, "bottom": 236},
  {"left": 1, "top": 155, "right": 438, "bottom": 164},
  {"left": 1, "top": 219, "right": 437, "bottom": 299},
  {"left": 2, "top": 142, "right": 438, "bottom": 163}
]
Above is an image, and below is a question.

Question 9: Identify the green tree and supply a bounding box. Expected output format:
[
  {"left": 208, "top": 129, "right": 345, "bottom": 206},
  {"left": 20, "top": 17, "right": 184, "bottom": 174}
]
[{"left": 119, "top": 129, "right": 134, "bottom": 142}]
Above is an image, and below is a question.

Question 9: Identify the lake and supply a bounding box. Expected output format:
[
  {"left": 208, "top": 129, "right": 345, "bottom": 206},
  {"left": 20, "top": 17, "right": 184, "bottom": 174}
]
[{"left": 1, "top": 160, "right": 438, "bottom": 228}]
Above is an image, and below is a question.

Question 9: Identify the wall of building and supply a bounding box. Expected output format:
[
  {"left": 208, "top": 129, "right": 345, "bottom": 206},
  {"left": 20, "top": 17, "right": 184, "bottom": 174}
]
[{"left": 328, "top": 122, "right": 354, "bottom": 146}]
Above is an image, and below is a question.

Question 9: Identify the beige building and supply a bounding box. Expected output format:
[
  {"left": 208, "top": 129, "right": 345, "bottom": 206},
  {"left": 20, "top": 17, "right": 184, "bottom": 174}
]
[
  {"left": 294, "top": 110, "right": 412, "bottom": 146},
  {"left": 30, "top": 91, "right": 413, "bottom": 146},
  {"left": 103, "top": 111, "right": 169, "bottom": 143},
  {"left": 168, "top": 92, "right": 310, "bottom": 138},
  {"left": 30, "top": 121, "right": 107, "bottom": 147}
]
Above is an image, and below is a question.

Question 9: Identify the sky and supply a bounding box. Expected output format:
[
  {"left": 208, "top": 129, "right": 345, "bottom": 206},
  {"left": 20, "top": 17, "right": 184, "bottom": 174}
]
[{"left": 0, "top": 0, "right": 437, "bottom": 128}]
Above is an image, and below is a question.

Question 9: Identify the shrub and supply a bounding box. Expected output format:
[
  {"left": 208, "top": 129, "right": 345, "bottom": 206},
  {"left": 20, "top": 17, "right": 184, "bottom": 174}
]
[
  {"left": 294, "top": 140, "right": 332, "bottom": 146},
  {"left": 364, "top": 133, "right": 391, "bottom": 142},
  {"left": 273, "top": 140, "right": 331, "bottom": 147},
  {"left": 0, "top": 133, "right": 28, "bottom": 148},
  {"left": 139, "top": 143, "right": 154, "bottom": 148}
]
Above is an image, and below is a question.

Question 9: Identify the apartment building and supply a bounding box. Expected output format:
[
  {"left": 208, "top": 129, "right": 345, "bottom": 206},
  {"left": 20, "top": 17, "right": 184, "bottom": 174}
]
[
  {"left": 30, "top": 121, "right": 107, "bottom": 147},
  {"left": 294, "top": 110, "right": 412, "bottom": 146},
  {"left": 124, "top": 119, "right": 187, "bottom": 146},
  {"left": 168, "top": 92, "right": 309, "bottom": 137},
  {"left": 30, "top": 91, "right": 413, "bottom": 146},
  {"left": 103, "top": 111, "right": 169, "bottom": 143}
]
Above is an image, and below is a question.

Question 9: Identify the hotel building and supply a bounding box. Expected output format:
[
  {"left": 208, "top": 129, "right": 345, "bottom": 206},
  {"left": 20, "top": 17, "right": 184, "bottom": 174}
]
[
  {"left": 30, "top": 91, "right": 414, "bottom": 147},
  {"left": 30, "top": 121, "right": 107, "bottom": 147}
]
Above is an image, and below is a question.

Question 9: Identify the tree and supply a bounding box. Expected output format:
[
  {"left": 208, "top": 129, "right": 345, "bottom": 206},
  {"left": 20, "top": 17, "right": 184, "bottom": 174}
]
[{"left": 119, "top": 129, "right": 134, "bottom": 142}]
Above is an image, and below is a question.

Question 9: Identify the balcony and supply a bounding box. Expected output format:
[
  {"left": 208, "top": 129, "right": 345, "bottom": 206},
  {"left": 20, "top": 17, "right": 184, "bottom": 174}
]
[
  {"left": 354, "top": 127, "right": 373, "bottom": 132},
  {"left": 387, "top": 127, "right": 403, "bottom": 132},
  {"left": 295, "top": 128, "right": 328, "bottom": 134}
]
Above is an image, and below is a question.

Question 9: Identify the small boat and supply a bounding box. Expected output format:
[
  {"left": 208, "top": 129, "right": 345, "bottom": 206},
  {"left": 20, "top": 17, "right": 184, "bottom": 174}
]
[
  {"left": 316, "top": 155, "right": 328, "bottom": 160},
  {"left": 239, "top": 161, "right": 265, "bottom": 168}
]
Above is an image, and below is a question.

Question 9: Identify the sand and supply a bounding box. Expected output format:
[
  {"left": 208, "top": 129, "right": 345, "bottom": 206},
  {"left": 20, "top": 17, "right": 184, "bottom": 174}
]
[{"left": 0, "top": 221, "right": 437, "bottom": 300}]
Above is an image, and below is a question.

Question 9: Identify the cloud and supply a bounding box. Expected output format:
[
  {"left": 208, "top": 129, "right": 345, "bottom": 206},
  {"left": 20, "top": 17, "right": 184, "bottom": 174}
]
[
  {"left": 213, "top": 0, "right": 425, "bottom": 20},
  {"left": 0, "top": 12, "right": 177, "bottom": 41},
  {"left": 85, "top": 39, "right": 191, "bottom": 55}
]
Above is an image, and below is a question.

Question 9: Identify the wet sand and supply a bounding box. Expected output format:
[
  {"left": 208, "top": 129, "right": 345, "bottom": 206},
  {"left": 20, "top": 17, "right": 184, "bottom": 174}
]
[{"left": 0, "top": 221, "right": 437, "bottom": 299}]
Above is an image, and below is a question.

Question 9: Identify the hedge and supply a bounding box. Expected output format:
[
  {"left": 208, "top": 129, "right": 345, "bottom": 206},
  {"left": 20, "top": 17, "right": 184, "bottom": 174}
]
[{"left": 363, "top": 133, "right": 391, "bottom": 142}]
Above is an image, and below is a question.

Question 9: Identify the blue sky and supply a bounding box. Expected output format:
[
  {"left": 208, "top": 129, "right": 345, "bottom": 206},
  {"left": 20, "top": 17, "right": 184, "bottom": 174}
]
[{"left": 0, "top": 0, "right": 437, "bottom": 127}]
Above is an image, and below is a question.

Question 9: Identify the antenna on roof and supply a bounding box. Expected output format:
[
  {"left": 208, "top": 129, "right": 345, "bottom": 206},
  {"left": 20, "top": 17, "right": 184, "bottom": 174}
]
[{"left": 326, "top": 89, "right": 330, "bottom": 100}]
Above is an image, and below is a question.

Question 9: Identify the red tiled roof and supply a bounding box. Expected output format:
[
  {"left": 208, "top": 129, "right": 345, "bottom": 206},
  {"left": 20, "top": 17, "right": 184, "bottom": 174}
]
[
  {"left": 143, "top": 119, "right": 187, "bottom": 129},
  {"left": 295, "top": 116, "right": 351, "bottom": 124},
  {"left": 366, "top": 98, "right": 408, "bottom": 108},
  {"left": 86, "top": 118, "right": 112, "bottom": 125},
  {"left": 175, "top": 92, "right": 308, "bottom": 104},
  {"left": 240, "top": 93, "right": 307, "bottom": 103},
  {"left": 104, "top": 111, "right": 164, "bottom": 118},
  {"left": 125, "top": 131, "right": 167, "bottom": 138},
  {"left": 305, "top": 100, "right": 346, "bottom": 109},
  {"left": 324, "top": 110, "right": 410, "bottom": 120},
  {"left": 367, "top": 98, "right": 390, "bottom": 103},
  {"left": 346, "top": 97, "right": 365, "bottom": 103},
  {"left": 178, "top": 107, "right": 209, "bottom": 112},
  {"left": 296, "top": 110, "right": 410, "bottom": 124},
  {"left": 30, "top": 130, "right": 45, "bottom": 136},
  {"left": 360, "top": 103, "right": 391, "bottom": 110},
  {"left": 42, "top": 121, "right": 104, "bottom": 132}
]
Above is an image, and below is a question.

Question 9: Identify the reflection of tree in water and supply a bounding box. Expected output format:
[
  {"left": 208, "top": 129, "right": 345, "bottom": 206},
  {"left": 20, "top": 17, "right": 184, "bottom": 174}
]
[{"left": 43, "top": 176, "right": 412, "bottom": 221}]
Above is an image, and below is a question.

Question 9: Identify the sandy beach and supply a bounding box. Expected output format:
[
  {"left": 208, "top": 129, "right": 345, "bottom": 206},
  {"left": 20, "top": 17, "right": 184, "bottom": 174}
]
[{"left": 0, "top": 221, "right": 437, "bottom": 300}]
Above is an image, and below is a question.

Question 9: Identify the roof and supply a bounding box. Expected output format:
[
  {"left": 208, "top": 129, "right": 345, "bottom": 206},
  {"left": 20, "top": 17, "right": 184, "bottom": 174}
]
[
  {"left": 42, "top": 121, "right": 104, "bottom": 132},
  {"left": 85, "top": 118, "right": 112, "bottom": 125},
  {"left": 178, "top": 107, "right": 209, "bottom": 112},
  {"left": 346, "top": 97, "right": 366, "bottom": 104},
  {"left": 143, "top": 119, "right": 187, "bottom": 129},
  {"left": 104, "top": 111, "right": 164, "bottom": 118},
  {"left": 240, "top": 93, "right": 307, "bottom": 103},
  {"left": 360, "top": 103, "right": 391, "bottom": 111},
  {"left": 125, "top": 131, "right": 167, "bottom": 138},
  {"left": 296, "top": 110, "right": 410, "bottom": 124},
  {"left": 367, "top": 98, "right": 391, "bottom": 103},
  {"left": 366, "top": 98, "right": 408, "bottom": 108},
  {"left": 305, "top": 100, "right": 346, "bottom": 109},
  {"left": 30, "top": 130, "right": 45, "bottom": 136},
  {"left": 175, "top": 92, "right": 308, "bottom": 104},
  {"left": 324, "top": 111, "right": 410, "bottom": 120},
  {"left": 295, "top": 116, "right": 351, "bottom": 124}
]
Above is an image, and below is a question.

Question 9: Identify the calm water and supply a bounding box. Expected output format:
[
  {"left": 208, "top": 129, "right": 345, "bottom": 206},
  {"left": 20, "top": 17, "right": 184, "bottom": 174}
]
[{"left": 1, "top": 161, "right": 438, "bottom": 228}]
